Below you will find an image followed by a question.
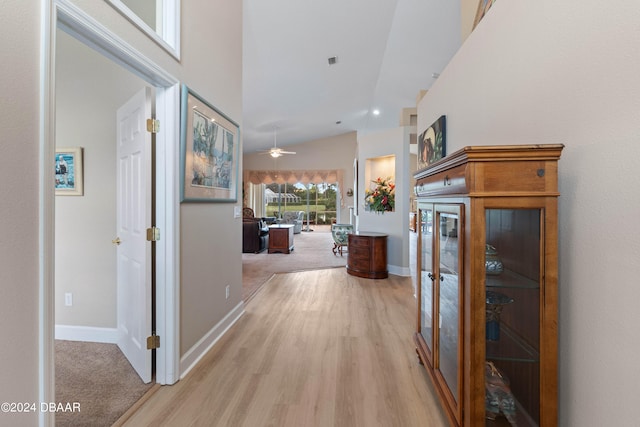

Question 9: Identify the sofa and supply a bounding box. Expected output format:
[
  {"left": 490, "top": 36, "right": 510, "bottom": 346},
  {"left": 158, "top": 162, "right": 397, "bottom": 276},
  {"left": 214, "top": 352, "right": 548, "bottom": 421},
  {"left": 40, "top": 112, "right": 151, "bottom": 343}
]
[
  {"left": 242, "top": 218, "right": 269, "bottom": 253},
  {"left": 282, "top": 211, "right": 304, "bottom": 234}
]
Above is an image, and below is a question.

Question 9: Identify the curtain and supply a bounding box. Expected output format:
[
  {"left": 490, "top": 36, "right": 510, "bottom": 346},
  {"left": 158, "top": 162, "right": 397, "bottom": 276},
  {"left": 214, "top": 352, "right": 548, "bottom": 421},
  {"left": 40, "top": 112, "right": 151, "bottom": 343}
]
[{"left": 243, "top": 169, "right": 345, "bottom": 207}]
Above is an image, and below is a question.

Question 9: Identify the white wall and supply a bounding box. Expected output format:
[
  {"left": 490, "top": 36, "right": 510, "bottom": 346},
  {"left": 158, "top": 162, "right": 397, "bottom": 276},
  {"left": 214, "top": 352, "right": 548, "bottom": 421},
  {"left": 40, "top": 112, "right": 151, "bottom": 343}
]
[
  {"left": 418, "top": 1, "right": 640, "bottom": 425},
  {"left": 357, "top": 127, "right": 411, "bottom": 275},
  {"left": 243, "top": 131, "right": 358, "bottom": 223},
  {"left": 0, "top": 1, "right": 40, "bottom": 422}
]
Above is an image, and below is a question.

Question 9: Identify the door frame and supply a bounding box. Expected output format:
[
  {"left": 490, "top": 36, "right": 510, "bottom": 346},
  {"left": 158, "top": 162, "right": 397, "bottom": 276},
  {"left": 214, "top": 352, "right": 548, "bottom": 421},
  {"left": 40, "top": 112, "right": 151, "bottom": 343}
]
[{"left": 40, "top": 1, "right": 180, "bottom": 424}]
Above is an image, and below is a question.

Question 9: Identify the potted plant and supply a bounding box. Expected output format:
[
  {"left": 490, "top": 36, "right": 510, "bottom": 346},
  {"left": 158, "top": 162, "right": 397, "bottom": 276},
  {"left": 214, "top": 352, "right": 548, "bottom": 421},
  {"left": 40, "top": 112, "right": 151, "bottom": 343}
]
[{"left": 364, "top": 176, "right": 395, "bottom": 213}]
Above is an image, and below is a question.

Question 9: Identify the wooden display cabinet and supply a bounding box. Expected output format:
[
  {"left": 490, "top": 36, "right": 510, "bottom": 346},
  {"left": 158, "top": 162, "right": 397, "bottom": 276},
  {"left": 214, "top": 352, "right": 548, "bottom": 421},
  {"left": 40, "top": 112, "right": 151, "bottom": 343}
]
[{"left": 413, "top": 145, "right": 563, "bottom": 427}]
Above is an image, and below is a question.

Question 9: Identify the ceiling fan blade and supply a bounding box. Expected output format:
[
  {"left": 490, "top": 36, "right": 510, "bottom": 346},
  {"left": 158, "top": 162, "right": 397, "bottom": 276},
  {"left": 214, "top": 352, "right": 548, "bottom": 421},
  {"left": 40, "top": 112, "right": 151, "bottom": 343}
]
[{"left": 256, "top": 146, "right": 296, "bottom": 156}]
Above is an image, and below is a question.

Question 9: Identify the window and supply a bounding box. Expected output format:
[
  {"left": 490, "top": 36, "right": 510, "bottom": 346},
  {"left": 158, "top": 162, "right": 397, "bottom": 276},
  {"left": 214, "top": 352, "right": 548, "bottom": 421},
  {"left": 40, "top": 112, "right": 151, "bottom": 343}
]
[
  {"left": 258, "top": 182, "right": 337, "bottom": 225},
  {"left": 106, "top": 0, "right": 181, "bottom": 59}
]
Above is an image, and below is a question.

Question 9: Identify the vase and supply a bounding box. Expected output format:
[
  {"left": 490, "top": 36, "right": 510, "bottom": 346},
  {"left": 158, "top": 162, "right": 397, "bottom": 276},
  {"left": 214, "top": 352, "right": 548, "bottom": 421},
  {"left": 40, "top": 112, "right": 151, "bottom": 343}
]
[
  {"left": 486, "top": 290, "right": 514, "bottom": 341},
  {"left": 485, "top": 244, "right": 504, "bottom": 275}
]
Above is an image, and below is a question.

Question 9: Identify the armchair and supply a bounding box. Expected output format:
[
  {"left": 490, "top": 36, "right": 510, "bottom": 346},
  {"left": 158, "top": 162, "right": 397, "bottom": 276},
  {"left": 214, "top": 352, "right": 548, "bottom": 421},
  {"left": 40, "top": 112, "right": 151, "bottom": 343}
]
[
  {"left": 242, "top": 207, "right": 256, "bottom": 219},
  {"left": 331, "top": 223, "right": 353, "bottom": 255},
  {"left": 281, "top": 211, "right": 304, "bottom": 234},
  {"left": 242, "top": 207, "right": 269, "bottom": 253},
  {"left": 242, "top": 218, "right": 269, "bottom": 253}
]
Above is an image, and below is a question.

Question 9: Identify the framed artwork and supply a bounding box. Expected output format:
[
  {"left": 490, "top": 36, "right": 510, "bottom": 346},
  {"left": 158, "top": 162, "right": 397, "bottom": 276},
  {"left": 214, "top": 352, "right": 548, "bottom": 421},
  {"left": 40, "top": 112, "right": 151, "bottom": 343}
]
[
  {"left": 473, "top": 0, "right": 496, "bottom": 29},
  {"left": 180, "top": 84, "right": 240, "bottom": 202},
  {"left": 417, "top": 115, "right": 446, "bottom": 170},
  {"left": 55, "top": 147, "right": 84, "bottom": 196}
]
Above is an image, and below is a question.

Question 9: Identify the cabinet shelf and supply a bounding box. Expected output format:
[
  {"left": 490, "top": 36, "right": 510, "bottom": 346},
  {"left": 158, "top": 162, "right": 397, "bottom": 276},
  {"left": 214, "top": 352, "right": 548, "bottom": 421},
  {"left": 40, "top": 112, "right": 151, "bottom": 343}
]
[
  {"left": 486, "top": 324, "right": 540, "bottom": 363},
  {"left": 486, "top": 269, "right": 539, "bottom": 290}
]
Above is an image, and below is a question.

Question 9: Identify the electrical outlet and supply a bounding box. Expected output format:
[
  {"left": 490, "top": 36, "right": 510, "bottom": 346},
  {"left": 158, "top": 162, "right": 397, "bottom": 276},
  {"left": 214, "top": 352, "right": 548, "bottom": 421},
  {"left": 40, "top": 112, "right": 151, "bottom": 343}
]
[
  {"left": 65, "top": 293, "right": 73, "bottom": 306},
  {"left": 225, "top": 285, "right": 230, "bottom": 299}
]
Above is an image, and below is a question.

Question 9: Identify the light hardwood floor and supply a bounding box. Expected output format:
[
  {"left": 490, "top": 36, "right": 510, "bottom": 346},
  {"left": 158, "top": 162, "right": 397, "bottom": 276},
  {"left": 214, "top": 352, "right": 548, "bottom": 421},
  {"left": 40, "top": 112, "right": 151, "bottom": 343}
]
[{"left": 123, "top": 268, "right": 447, "bottom": 427}]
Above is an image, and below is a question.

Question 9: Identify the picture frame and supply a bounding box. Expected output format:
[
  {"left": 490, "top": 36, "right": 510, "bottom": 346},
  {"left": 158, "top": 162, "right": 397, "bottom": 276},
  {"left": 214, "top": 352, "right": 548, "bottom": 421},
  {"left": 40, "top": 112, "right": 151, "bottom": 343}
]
[
  {"left": 180, "top": 84, "right": 240, "bottom": 202},
  {"left": 353, "top": 158, "right": 358, "bottom": 216},
  {"left": 417, "top": 115, "right": 446, "bottom": 170},
  {"left": 55, "top": 147, "right": 84, "bottom": 196},
  {"left": 473, "top": 0, "right": 496, "bottom": 30}
]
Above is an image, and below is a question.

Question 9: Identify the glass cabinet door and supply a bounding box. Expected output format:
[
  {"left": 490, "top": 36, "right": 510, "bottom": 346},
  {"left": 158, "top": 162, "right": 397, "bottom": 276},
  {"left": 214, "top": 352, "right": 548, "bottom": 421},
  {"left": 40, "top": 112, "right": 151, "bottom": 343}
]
[
  {"left": 418, "top": 205, "right": 434, "bottom": 362},
  {"left": 485, "top": 208, "right": 541, "bottom": 427},
  {"left": 435, "top": 206, "right": 462, "bottom": 406}
]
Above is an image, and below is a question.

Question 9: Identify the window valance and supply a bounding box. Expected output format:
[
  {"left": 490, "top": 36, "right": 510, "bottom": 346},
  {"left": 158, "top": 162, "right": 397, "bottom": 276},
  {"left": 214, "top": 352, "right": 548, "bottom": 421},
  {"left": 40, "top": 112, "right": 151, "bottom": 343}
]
[
  {"left": 244, "top": 169, "right": 343, "bottom": 187},
  {"left": 243, "top": 169, "right": 345, "bottom": 206}
]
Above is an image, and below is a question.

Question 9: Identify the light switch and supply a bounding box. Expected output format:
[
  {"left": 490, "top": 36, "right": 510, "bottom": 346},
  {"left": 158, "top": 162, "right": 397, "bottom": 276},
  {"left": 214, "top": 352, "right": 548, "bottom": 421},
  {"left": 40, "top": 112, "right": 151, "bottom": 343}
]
[{"left": 234, "top": 206, "right": 241, "bottom": 218}]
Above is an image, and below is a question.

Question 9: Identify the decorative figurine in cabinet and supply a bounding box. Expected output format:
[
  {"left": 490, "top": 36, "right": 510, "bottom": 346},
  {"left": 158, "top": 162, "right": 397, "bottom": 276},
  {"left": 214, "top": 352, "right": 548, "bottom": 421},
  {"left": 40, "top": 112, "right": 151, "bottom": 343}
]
[{"left": 413, "top": 145, "right": 563, "bottom": 427}]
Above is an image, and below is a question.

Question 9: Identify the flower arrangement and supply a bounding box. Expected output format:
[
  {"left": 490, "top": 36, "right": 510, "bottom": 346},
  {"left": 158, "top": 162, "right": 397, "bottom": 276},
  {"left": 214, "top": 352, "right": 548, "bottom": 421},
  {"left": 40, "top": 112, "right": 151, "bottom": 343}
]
[{"left": 364, "top": 176, "right": 395, "bottom": 213}]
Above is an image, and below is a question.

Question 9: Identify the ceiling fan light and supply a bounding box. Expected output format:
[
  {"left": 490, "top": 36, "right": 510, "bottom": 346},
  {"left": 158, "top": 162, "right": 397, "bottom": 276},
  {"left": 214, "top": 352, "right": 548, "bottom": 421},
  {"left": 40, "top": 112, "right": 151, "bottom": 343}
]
[{"left": 270, "top": 151, "right": 282, "bottom": 158}]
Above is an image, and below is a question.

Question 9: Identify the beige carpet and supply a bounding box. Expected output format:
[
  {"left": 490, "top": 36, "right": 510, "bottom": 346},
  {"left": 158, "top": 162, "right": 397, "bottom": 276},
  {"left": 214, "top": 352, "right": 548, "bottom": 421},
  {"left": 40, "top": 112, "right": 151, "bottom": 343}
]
[
  {"left": 55, "top": 340, "right": 154, "bottom": 427},
  {"left": 242, "top": 225, "right": 348, "bottom": 300}
]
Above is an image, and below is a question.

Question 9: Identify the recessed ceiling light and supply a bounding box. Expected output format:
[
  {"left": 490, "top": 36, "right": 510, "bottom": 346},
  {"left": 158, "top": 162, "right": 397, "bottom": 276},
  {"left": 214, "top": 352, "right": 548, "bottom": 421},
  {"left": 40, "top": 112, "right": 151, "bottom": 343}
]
[
  {"left": 372, "top": 109, "right": 380, "bottom": 116},
  {"left": 431, "top": 72, "right": 440, "bottom": 79},
  {"left": 328, "top": 56, "right": 338, "bottom": 66}
]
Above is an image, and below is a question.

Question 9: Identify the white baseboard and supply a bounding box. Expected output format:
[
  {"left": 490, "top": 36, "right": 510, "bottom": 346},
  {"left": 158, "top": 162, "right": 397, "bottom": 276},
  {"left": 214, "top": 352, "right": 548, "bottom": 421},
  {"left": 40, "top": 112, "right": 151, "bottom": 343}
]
[
  {"left": 179, "top": 302, "right": 245, "bottom": 379},
  {"left": 388, "top": 264, "right": 412, "bottom": 277},
  {"left": 55, "top": 324, "right": 119, "bottom": 343}
]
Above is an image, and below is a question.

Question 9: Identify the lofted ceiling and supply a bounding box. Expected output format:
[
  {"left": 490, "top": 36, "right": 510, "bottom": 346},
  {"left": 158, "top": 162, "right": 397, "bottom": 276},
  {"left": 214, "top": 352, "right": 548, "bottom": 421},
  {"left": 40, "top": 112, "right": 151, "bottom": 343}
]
[{"left": 242, "top": 0, "right": 462, "bottom": 154}]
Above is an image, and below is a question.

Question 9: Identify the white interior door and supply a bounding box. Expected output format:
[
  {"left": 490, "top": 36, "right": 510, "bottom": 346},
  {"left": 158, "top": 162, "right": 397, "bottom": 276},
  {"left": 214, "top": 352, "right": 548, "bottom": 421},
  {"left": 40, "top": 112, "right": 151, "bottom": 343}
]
[{"left": 116, "top": 87, "right": 153, "bottom": 383}]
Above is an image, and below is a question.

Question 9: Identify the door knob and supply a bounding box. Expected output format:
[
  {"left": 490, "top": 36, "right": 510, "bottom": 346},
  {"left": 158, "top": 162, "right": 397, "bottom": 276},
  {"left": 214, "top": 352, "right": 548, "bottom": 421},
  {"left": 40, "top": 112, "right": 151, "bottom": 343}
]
[{"left": 112, "top": 237, "right": 121, "bottom": 245}]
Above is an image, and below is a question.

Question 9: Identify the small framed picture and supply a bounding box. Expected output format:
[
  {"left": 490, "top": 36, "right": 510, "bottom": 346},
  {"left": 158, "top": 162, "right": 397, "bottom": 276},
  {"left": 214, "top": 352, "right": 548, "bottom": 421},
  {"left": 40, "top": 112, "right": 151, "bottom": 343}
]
[{"left": 55, "top": 147, "right": 84, "bottom": 196}]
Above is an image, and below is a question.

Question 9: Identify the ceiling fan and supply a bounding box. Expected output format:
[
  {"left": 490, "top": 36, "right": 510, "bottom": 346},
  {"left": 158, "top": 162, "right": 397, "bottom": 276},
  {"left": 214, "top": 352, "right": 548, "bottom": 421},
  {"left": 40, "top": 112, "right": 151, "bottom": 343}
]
[{"left": 259, "top": 128, "right": 296, "bottom": 158}]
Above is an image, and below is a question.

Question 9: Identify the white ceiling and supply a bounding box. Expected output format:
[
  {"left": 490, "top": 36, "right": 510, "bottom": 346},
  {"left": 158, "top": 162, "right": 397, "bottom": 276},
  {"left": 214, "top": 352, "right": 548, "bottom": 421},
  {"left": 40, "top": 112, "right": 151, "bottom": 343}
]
[{"left": 242, "top": 0, "right": 462, "bottom": 154}]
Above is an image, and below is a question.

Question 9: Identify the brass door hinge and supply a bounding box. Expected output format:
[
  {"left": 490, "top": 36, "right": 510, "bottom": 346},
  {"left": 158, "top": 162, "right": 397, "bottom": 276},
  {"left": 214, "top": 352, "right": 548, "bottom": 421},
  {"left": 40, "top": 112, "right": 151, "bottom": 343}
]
[
  {"left": 147, "top": 334, "right": 160, "bottom": 350},
  {"left": 146, "top": 118, "right": 160, "bottom": 134},
  {"left": 146, "top": 227, "right": 160, "bottom": 242}
]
